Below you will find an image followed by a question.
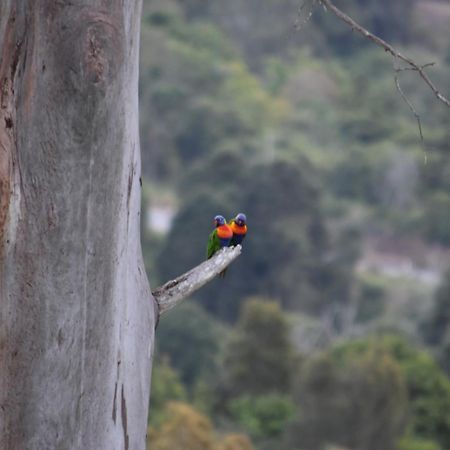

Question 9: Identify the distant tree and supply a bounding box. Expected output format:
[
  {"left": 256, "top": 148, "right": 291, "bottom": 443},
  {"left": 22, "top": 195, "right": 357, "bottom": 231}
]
[
  {"left": 148, "top": 402, "right": 256, "bottom": 450},
  {"left": 221, "top": 299, "right": 296, "bottom": 397},
  {"left": 215, "top": 434, "right": 256, "bottom": 450},
  {"left": 229, "top": 394, "right": 295, "bottom": 439},
  {"left": 286, "top": 341, "right": 409, "bottom": 450},
  {"left": 148, "top": 402, "right": 215, "bottom": 450},
  {"left": 331, "top": 336, "right": 450, "bottom": 450},
  {"left": 394, "top": 346, "right": 450, "bottom": 450}
]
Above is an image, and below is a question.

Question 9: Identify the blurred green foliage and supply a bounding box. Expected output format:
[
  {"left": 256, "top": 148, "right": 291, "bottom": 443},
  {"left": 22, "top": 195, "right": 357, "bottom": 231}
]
[
  {"left": 355, "top": 274, "right": 386, "bottom": 323},
  {"left": 148, "top": 401, "right": 257, "bottom": 450},
  {"left": 140, "top": 0, "right": 450, "bottom": 448},
  {"left": 148, "top": 402, "right": 215, "bottom": 450},
  {"left": 287, "top": 340, "right": 409, "bottom": 450},
  {"left": 221, "top": 299, "right": 296, "bottom": 397},
  {"left": 397, "top": 435, "right": 441, "bottom": 450},
  {"left": 423, "top": 270, "right": 450, "bottom": 374},
  {"left": 156, "top": 303, "right": 225, "bottom": 387},
  {"left": 215, "top": 434, "right": 256, "bottom": 450},
  {"left": 229, "top": 394, "right": 295, "bottom": 439},
  {"left": 149, "top": 357, "right": 187, "bottom": 426},
  {"left": 329, "top": 336, "right": 450, "bottom": 450}
]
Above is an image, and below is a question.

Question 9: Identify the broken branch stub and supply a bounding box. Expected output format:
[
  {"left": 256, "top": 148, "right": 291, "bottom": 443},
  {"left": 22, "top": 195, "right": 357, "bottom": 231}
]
[{"left": 153, "top": 245, "right": 242, "bottom": 317}]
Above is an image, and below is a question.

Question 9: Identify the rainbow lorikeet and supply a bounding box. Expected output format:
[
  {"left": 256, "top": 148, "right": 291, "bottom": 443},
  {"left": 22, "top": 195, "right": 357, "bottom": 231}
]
[
  {"left": 207, "top": 215, "right": 233, "bottom": 259},
  {"left": 229, "top": 213, "right": 247, "bottom": 246}
]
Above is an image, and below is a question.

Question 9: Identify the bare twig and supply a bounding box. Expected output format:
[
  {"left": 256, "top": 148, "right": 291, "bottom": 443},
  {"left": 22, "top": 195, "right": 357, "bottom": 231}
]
[
  {"left": 395, "top": 62, "right": 436, "bottom": 73},
  {"left": 152, "top": 245, "right": 242, "bottom": 319},
  {"left": 318, "top": 0, "right": 450, "bottom": 108},
  {"left": 395, "top": 76, "right": 425, "bottom": 141},
  {"left": 392, "top": 56, "right": 427, "bottom": 162}
]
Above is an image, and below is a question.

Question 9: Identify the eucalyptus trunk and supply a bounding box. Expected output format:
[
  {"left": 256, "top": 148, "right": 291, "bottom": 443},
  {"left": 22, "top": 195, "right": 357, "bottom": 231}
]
[{"left": 0, "top": 2, "right": 156, "bottom": 449}]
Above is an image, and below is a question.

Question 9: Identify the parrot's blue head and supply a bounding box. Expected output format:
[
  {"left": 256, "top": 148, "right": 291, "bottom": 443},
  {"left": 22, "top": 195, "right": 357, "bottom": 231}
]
[
  {"left": 214, "top": 215, "right": 226, "bottom": 227},
  {"left": 235, "top": 213, "right": 247, "bottom": 227}
]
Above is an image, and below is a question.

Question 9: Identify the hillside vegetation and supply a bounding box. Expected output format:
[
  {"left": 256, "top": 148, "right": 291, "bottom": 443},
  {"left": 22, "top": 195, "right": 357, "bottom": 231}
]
[{"left": 140, "top": 1, "right": 450, "bottom": 449}]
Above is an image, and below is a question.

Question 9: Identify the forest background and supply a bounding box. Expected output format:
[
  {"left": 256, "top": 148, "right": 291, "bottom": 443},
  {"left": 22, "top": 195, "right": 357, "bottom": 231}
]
[{"left": 139, "top": 1, "right": 450, "bottom": 449}]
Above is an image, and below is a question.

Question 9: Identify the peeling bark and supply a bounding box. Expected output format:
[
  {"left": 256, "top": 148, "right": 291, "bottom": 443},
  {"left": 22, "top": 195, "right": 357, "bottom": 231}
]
[{"left": 0, "top": 5, "right": 18, "bottom": 250}]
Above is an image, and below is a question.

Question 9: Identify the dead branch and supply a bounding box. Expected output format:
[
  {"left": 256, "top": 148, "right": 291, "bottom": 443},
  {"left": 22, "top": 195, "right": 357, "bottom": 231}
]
[
  {"left": 152, "top": 245, "right": 242, "bottom": 319},
  {"left": 318, "top": 0, "right": 450, "bottom": 109}
]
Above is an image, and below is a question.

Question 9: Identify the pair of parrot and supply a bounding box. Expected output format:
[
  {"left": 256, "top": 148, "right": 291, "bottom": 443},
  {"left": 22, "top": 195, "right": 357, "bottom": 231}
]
[{"left": 206, "top": 213, "right": 247, "bottom": 259}]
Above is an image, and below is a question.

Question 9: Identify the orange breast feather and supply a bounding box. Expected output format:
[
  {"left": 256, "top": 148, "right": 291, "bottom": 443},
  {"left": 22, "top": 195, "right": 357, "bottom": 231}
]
[
  {"left": 231, "top": 222, "right": 247, "bottom": 235},
  {"left": 217, "top": 224, "right": 233, "bottom": 239}
]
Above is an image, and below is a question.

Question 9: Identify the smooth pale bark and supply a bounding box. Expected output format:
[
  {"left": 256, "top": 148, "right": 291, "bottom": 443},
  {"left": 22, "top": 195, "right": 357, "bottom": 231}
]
[{"left": 0, "top": 2, "right": 157, "bottom": 449}]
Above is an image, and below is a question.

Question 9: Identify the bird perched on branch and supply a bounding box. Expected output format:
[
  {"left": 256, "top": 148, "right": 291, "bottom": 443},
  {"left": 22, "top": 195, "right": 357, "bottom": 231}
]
[
  {"left": 207, "top": 215, "right": 233, "bottom": 259},
  {"left": 229, "top": 213, "right": 247, "bottom": 246}
]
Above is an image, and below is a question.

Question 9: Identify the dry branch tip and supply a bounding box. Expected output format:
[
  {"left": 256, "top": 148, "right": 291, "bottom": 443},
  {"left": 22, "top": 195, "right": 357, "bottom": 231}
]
[{"left": 152, "top": 245, "right": 242, "bottom": 323}]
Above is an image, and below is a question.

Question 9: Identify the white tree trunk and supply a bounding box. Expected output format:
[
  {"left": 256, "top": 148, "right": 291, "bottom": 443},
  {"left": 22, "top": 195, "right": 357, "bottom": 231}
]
[{"left": 0, "top": 2, "right": 156, "bottom": 449}]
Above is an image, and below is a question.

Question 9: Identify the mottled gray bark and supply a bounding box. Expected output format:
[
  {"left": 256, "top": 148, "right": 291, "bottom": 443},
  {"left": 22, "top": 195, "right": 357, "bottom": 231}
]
[{"left": 0, "top": 2, "right": 156, "bottom": 449}]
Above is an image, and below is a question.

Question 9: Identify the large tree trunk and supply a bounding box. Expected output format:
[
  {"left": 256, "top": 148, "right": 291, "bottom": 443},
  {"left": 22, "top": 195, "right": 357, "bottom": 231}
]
[{"left": 0, "top": 1, "right": 156, "bottom": 449}]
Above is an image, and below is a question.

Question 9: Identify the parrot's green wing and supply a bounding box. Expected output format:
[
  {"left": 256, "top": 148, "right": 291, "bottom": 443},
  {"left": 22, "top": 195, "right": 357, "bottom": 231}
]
[{"left": 207, "top": 229, "right": 220, "bottom": 259}]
